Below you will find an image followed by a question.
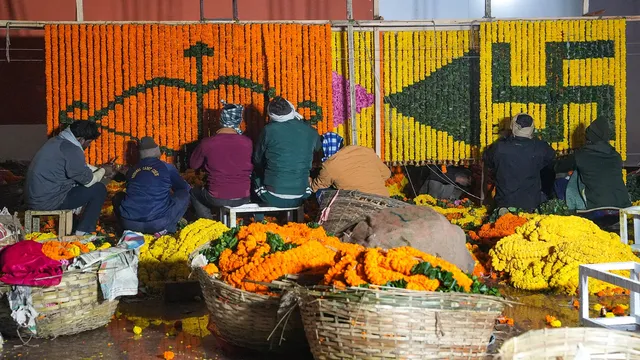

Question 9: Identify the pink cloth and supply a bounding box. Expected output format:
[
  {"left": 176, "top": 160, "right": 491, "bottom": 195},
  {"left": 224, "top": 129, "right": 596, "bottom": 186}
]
[{"left": 0, "top": 241, "right": 63, "bottom": 287}]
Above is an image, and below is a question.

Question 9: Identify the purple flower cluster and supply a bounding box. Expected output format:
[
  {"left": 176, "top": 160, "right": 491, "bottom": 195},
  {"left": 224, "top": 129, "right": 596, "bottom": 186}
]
[{"left": 332, "top": 72, "right": 375, "bottom": 128}]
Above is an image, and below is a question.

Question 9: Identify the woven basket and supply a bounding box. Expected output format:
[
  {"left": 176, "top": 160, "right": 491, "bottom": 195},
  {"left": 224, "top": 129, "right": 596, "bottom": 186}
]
[
  {"left": 300, "top": 286, "right": 505, "bottom": 359},
  {"left": 193, "top": 266, "right": 307, "bottom": 353},
  {"left": 317, "top": 190, "right": 410, "bottom": 235},
  {"left": 0, "top": 266, "right": 118, "bottom": 338},
  {"left": 497, "top": 328, "right": 640, "bottom": 359}
]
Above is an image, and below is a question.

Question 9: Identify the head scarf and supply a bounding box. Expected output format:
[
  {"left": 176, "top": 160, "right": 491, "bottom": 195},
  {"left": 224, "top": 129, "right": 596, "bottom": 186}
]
[
  {"left": 220, "top": 100, "right": 244, "bottom": 134},
  {"left": 267, "top": 99, "right": 303, "bottom": 123},
  {"left": 585, "top": 117, "right": 610, "bottom": 143},
  {"left": 321, "top": 132, "right": 344, "bottom": 162},
  {"left": 511, "top": 113, "right": 534, "bottom": 139}
]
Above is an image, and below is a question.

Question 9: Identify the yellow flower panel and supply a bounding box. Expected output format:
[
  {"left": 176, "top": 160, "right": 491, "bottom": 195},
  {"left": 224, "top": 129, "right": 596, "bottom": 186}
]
[{"left": 480, "top": 19, "right": 627, "bottom": 159}]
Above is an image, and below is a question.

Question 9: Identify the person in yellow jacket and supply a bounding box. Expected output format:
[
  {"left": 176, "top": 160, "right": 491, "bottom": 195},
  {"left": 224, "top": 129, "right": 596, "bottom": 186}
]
[{"left": 311, "top": 132, "right": 391, "bottom": 197}]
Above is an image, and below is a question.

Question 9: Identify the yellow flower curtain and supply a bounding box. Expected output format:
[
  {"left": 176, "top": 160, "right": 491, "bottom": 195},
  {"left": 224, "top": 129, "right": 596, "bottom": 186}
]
[
  {"left": 44, "top": 20, "right": 627, "bottom": 166},
  {"left": 45, "top": 24, "right": 333, "bottom": 164},
  {"left": 480, "top": 20, "right": 627, "bottom": 158}
]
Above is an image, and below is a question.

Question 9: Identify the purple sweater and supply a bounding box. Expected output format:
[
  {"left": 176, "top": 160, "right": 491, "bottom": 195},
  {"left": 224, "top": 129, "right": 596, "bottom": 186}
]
[{"left": 190, "top": 133, "right": 253, "bottom": 199}]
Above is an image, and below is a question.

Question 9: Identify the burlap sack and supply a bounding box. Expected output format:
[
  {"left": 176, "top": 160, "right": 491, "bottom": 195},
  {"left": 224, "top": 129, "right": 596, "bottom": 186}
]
[
  {"left": 342, "top": 205, "right": 475, "bottom": 274},
  {"left": 0, "top": 208, "right": 22, "bottom": 248}
]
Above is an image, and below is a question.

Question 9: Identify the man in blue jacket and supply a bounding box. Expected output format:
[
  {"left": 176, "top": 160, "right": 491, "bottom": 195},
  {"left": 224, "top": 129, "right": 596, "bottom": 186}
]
[
  {"left": 25, "top": 120, "right": 114, "bottom": 235},
  {"left": 114, "top": 137, "right": 190, "bottom": 236}
]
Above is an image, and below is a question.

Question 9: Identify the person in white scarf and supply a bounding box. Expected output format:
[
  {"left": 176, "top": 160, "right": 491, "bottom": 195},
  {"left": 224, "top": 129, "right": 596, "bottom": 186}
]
[
  {"left": 252, "top": 97, "right": 321, "bottom": 210},
  {"left": 25, "top": 120, "right": 115, "bottom": 235}
]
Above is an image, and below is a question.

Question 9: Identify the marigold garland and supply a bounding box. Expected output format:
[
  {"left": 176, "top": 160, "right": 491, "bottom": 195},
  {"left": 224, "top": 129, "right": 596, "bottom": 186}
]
[
  {"left": 489, "top": 215, "right": 640, "bottom": 295},
  {"left": 45, "top": 24, "right": 333, "bottom": 165}
]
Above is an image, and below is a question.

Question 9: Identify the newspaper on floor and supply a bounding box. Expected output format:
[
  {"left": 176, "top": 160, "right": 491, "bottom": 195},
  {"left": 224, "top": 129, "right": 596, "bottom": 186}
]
[{"left": 70, "top": 247, "right": 139, "bottom": 301}]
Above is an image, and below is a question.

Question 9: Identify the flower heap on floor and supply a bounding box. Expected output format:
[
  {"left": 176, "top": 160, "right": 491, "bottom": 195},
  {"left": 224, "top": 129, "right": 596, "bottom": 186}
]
[
  {"left": 385, "top": 166, "right": 409, "bottom": 199},
  {"left": 196, "top": 222, "right": 499, "bottom": 296},
  {"left": 23, "top": 234, "right": 111, "bottom": 261},
  {"left": 414, "top": 194, "right": 488, "bottom": 230},
  {"left": 138, "top": 219, "right": 228, "bottom": 291},
  {"left": 489, "top": 215, "right": 640, "bottom": 295}
]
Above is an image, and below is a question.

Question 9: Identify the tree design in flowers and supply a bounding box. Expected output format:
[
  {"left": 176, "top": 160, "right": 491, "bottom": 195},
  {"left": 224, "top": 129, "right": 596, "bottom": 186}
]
[
  {"left": 492, "top": 40, "right": 616, "bottom": 142},
  {"left": 57, "top": 42, "right": 324, "bottom": 155},
  {"left": 385, "top": 52, "right": 481, "bottom": 145}
]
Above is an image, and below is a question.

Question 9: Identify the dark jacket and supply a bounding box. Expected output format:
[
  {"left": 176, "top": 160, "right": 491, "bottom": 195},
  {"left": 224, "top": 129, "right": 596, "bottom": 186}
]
[
  {"left": 119, "top": 157, "right": 190, "bottom": 222},
  {"left": 555, "top": 118, "right": 630, "bottom": 209},
  {"left": 25, "top": 135, "right": 94, "bottom": 210},
  {"left": 483, "top": 136, "right": 555, "bottom": 210},
  {"left": 253, "top": 120, "right": 321, "bottom": 195}
]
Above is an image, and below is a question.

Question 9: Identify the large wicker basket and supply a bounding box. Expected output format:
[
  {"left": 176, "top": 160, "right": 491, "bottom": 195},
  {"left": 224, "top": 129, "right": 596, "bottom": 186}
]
[
  {"left": 0, "top": 266, "right": 118, "bottom": 338},
  {"left": 317, "top": 190, "right": 410, "bottom": 235},
  {"left": 300, "top": 286, "right": 505, "bottom": 359},
  {"left": 497, "top": 328, "right": 640, "bottom": 359},
  {"left": 193, "top": 266, "right": 307, "bottom": 353}
]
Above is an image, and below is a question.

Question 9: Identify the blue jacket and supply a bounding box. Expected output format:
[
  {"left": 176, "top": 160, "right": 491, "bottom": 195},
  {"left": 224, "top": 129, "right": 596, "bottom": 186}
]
[{"left": 119, "top": 158, "right": 190, "bottom": 222}]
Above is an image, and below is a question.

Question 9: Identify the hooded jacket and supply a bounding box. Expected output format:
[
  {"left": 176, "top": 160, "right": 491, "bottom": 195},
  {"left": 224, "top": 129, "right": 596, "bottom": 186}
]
[{"left": 556, "top": 117, "right": 630, "bottom": 209}]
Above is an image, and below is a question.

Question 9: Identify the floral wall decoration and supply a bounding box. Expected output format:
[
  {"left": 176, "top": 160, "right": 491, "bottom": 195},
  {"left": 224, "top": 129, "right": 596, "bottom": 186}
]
[
  {"left": 480, "top": 20, "right": 627, "bottom": 158},
  {"left": 44, "top": 24, "right": 333, "bottom": 165},
  {"left": 382, "top": 30, "right": 479, "bottom": 164},
  {"left": 331, "top": 31, "right": 376, "bottom": 149},
  {"left": 44, "top": 20, "right": 627, "bottom": 166}
]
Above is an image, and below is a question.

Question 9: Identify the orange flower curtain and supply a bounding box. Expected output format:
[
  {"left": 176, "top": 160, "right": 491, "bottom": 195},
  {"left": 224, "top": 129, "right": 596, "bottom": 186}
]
[{"left": 45, "top": 24, "right": 333, "bottom": 164}]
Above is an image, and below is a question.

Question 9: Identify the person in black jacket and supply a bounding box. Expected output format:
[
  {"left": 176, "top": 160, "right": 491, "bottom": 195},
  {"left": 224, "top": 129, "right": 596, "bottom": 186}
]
[
  {"left": 483, "top": 113, "right": 555, "bottom": 211},
  {"left": 418, "top": 165, "right": 472, "bottom": 200},
  {"left": 555, "top": 117, "right": 631, "bottom": 209}
]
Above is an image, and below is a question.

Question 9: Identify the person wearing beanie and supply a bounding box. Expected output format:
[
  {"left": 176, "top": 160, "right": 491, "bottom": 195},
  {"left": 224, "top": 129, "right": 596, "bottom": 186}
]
[
  {"left": 555, "top": 117, "right": 631, "bottom": 209},
  {"left": 483, "top": 113, "right": 555, "bottom": 211},
  {"left": 310, "top": 132, "right": 391, "bottom": 198},
  {"left": 189, "top": 101, "right": 253, "bottom": 219},
  {"left": 25, "top": 120, "right": 114, "bottom": 235},
  {"left": 252, "top": 96, "right": 322, "bottom": 207},
  {"left": 114, "top": 136, "right": 190, "bottom": 235}
]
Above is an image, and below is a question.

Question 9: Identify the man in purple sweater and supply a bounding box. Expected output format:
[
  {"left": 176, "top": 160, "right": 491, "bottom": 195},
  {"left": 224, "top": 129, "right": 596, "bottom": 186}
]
[{"left": 189, "top": 101, "right": 253, "bottom": 219}]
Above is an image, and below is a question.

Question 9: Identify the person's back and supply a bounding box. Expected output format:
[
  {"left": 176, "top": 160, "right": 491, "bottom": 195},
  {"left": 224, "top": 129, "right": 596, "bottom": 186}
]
[
  {"left": 26, "top": 136, "right": 87, "bottom": 210},
  {"left": 315, "top": 145, "right": 390, "bottom": 197},
  {"left": 259, "top": 120, "right": 318, "bottom": 194},
  {"left": 574, "top": 117, "right": 630, "bottom": 209},
  {"left": 120, "top": 157, "right": 174, "bottom": 222},
  {"left": 483, "top": 114, "right": 555, "bottom": 210},
  {"left": 192, "top": 133, "right": 253, "bottom": 199}
]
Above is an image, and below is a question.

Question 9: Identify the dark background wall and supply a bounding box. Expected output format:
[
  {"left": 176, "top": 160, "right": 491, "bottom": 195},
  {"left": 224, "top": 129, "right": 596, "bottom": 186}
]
[{"left": 589, "top": 0, "right": 640, "bottom": 164}]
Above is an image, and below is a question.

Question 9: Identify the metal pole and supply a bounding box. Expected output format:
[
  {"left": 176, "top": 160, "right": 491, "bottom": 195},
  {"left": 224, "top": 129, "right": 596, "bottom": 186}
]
[
  {"left": 200, "top": 0, "right": 205, "bottom": 21},
  {"left": 76, "top": 0, "right": 84, "bottom": 22},
  {"left": 233, "top": 0, "right": 239, "bottom": 20},
  {"left": 583, "top": 0, "right": 590, "bottom": 15},
  {"left": 373, "top": 28, "right": 382, "bottom": 156},
  {"left": 347, "top": 0, "right": 358, "bottom": 145},
  {"left": 484, "top": 0, "right": 491, "bottom": 19}
]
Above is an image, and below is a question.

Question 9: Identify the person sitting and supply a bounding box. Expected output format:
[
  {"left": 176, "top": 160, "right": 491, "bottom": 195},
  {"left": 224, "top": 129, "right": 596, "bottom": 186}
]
[
  {"left": 555, "top": 117, "right": 631, "bottom": 209},
  {"left": 189, "top": 101, "right": 253, "bottom": 219},
  {"left": 25, "top": 120, "right": 114, "bottom": 236},
  {"left": 418, "top": 165, "right": 472, "bottom": 200},
  {"left": 311, "top": 132, "right": 390, "bottom": 197},
  {"left": 253, "top": 96, "right": 321, "bottom": 208},
  {"left": 483, "top": 113, "right": 555, "bottom": 211},
  {"left": 114, "top": 137, "right": 190, "bottom": 236}
]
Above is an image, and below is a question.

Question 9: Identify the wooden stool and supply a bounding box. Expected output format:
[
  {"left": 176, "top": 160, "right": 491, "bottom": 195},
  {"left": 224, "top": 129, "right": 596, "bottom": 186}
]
[
  {"left": 219, "top": 203, "right": 304, "bottom": 228},
  {"left": 24, "top": 210, "right": 74, "bottom": 236}
]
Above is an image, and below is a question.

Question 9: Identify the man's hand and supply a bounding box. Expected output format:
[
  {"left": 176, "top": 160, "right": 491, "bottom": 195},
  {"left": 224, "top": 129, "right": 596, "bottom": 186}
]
[{"left": 101, "top": 164, "right": 116, "bottom": 179}]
